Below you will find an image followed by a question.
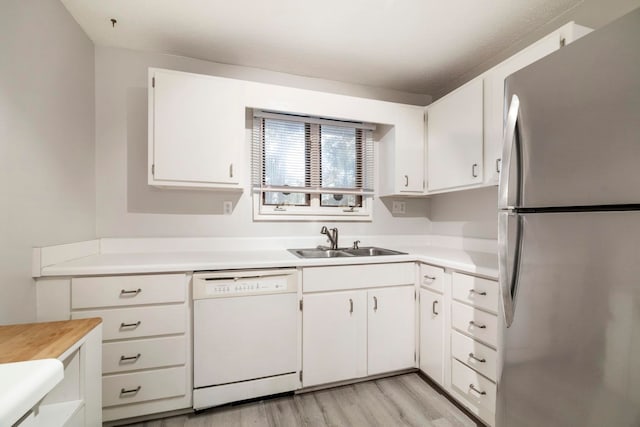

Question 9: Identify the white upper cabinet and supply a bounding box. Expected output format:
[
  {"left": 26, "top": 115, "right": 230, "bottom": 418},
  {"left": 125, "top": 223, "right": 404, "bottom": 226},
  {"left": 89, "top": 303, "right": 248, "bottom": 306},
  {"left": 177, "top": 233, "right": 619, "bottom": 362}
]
[
  {"left": 426, "top": 78, "right": 484, "bottom": 192},
  {"left": 148, "top": 68, "right": 244, "bottom": 190},
  {"left": 378, "top": 106, "right": 426, "bottom": 196},
  {"left": 483, "top": 22, "right": 592, "bottom": 184}
]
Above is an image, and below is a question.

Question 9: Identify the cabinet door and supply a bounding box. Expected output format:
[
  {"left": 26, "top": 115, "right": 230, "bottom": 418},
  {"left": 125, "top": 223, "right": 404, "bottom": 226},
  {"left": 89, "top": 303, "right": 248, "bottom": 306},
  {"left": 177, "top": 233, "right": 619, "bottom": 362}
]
[
  {"left": 483, "top": 35, "right": 562, "bottom": 185},
  {"left": 302, "top": 291, "right": 367, "bottom": 387},
  {"left": 150, "top": 69, "right": 243, "bottom": 187},
  {"left": 396, "top": 107, "right": 425, "bottom": 193},
  {"left": 420, "top": 288, "right": 444, "bottom": 385},
  {"left": 367, "top": 286, "right": 416, "bottom": 375},
  {"left": 427, "top": 78, "right": 483, "bottom": 191}
]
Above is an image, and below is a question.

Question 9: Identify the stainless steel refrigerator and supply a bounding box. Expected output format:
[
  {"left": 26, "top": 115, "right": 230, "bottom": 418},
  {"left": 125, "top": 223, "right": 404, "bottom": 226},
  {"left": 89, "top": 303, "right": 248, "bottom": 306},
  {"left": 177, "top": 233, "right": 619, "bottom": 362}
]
[{"left": 497, "top": 8, "right": 640, "bottom": 427}]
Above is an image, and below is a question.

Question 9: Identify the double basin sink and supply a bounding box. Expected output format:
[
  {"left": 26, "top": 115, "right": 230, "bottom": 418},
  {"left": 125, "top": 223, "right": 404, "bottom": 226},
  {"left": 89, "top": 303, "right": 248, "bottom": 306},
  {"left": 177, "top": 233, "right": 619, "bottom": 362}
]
[{"left": 289, "top": 246, "right": 406, "bottom": 259}]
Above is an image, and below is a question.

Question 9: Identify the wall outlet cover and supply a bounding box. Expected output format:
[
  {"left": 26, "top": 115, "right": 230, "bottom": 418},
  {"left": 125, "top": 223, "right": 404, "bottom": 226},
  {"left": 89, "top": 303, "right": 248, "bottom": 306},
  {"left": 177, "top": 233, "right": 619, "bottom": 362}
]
[
  {"left": 223, "top": 201, "right": 233, "bottom": 215},
  {"left": 392, "top": 201, "right": 406, "bottom": 214}
]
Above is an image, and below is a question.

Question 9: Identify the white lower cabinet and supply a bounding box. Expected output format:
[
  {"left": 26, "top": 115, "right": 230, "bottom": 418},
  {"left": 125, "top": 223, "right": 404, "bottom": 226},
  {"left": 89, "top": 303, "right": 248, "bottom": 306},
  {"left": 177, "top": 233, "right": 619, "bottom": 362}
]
[
  {"left": 419, "top": 287, "right": 444, "bottom": 385},
  {"left": 368, "top": 286, "right": 416, "bottom": 375},
  {"left": 301, "top": 263, "right": 416, "bottom": 388},
  {"left": 302, "top": 291, "right": 367, "bottom": 387},
  {"left": 418, "top": 264, "right": 499, "bottom": 426},
  {"left": 38, "top": 273, "right": 192, "bottom": 423}
]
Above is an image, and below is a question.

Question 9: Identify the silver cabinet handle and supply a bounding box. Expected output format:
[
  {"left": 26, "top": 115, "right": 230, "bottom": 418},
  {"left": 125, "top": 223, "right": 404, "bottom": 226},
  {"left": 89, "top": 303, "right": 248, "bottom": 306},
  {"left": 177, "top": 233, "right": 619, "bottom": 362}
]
[
  {"left": 472, "top": 163, "right": 479, "bottom": 178},
  {"left": 496, "top": 158, "right": 502, "bottom": 173},
  {"left": 349, "top": 298, "right": 353, "bottom": 314},
  {"left": 120, "top": 288, "right": 141, "bottom": 296},
  {"left": 432, "top": 300, "right": 439, "bottom": 315},
  {"left": 229, "top": 163, "right": 234, "bottom": 178},
  {"left": 404, "top": 175, "right": 409, "bottom": 187},
  {"left": 423, "top": 275, "right": 436, "bottom": 282},
  {"left": 469, "top": 320, "right": 487, "bottom": 329},
  {"left": 469, "top": 289, "right": 487, "bottom": 296},
  {"left": 120, "top": 353, "right": 141, "bottom": 363},
  {"left": 373, "top": 296, "right": 378, "bottom": 312},
  {"left": 469, "top": 353, "right": 486, "bottom": 363},
  {"left": 120, "top": 321, "right": 141, "bottom": 329},
  {"left": 120, "top": 386, "right": 141, "bottom": 396},
  {"left": 469, "top": 384, "right": 486, "bottom": 396}
]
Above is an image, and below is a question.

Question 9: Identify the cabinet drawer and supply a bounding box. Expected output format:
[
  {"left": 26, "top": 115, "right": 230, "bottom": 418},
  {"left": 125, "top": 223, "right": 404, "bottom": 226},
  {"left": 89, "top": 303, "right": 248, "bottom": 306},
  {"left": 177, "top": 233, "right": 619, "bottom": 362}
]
[
  {"left": 419, "top": 264, "right": 444, "bottom": 293},
  {"left": 72, "top": 305, "right": 186, "bottom": 341},
  {"left": 72, "top": 274, "right": 186, "bottom": 309},
  {"left": 451, "top": 302, "right": 498, "bottom": 347},
  {"left": 103, "top": 336, "right": 186, "bottom": 374},
  {"left": 451, "top": 331, "right": 497, "bottom": 382},
  {"left": 303, "top": 263, "right": 414, "bottom": 293},
  {"left": 102, "top": 366, "right": 186, "bottom": 407},
  {"left": 451, "top": 359, "right": 496, "bottom": 414},
  {"left": 452, "top": 273, "right": 498, "bottom": 313}
]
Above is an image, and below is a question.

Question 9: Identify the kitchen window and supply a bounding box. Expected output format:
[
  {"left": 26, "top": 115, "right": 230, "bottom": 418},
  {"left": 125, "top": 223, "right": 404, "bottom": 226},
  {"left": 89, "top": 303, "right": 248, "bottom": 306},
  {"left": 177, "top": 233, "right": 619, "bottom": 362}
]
[{"left": 252, "top": 110, "right": 374, "bottom": 220}]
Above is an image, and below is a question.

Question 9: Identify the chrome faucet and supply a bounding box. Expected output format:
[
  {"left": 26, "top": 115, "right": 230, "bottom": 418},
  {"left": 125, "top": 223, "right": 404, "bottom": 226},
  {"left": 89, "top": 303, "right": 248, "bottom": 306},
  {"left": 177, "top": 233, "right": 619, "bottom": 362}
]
[{"left": 320, "top": 226, "right": 339, "bottom": 250}]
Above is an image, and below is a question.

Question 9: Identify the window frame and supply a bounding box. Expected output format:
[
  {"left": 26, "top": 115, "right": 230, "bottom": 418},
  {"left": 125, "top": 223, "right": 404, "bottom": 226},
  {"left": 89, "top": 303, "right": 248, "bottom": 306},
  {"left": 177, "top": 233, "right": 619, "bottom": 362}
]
[{"left": 252, "top": 111, "right": 374, "bottom": 221}]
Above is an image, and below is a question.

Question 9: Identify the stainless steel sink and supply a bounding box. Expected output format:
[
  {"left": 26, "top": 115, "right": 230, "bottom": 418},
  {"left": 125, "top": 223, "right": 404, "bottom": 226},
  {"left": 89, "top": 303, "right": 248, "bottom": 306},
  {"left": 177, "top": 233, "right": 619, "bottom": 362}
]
[
  {"left": 288, "top": 246, "right": 406, "bottom": 259},
  {"left": 341, "top": 247, "right": 406, "bottom": 256},
  {"left": 290, "top": 249, "right": 355, "bottom": 258}
]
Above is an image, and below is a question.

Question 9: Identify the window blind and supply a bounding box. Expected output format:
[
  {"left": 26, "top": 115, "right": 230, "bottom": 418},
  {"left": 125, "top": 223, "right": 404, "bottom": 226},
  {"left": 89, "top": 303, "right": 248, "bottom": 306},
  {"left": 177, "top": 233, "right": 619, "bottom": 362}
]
[{"left": 252, "top": 111, "right": 374, "bottom": 199}]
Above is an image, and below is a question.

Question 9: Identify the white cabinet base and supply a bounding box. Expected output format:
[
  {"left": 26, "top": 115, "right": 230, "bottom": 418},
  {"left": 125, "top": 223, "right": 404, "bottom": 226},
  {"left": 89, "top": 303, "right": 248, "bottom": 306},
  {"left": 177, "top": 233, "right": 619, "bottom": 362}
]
[{"left": 193, "top": 373, "right": 299, "bottom": 410}]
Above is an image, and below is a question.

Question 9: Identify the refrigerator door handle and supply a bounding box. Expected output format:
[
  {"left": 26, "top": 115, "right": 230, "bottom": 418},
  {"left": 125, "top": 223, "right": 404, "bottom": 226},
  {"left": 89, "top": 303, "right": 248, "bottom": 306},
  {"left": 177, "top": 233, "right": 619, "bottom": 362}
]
[
  {"left": 498, "top": 211, "right": 522, "bottom": 327},
  {"left": 498, "top": 94, "right": 520, "bottom": 210}
]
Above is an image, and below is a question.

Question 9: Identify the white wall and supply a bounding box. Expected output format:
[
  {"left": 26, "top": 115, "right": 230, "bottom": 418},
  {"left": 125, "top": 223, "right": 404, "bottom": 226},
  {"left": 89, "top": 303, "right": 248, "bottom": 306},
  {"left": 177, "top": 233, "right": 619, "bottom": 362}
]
[
  {"left": 0, "top": 0, "right": 96, "bottom": 324},
  {"left": 94, "top": 46, "right": 431, "bottom": 239},
  {"left": 428, "top": 187, "right": 498, "bottom": 239}
]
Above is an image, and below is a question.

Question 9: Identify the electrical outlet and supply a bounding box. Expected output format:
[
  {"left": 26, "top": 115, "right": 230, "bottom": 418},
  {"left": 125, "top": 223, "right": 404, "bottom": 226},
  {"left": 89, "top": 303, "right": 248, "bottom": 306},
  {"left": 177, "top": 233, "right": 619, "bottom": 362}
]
[
  {"left": 392, "top": 201, "right": 406, "bottom": 214},
  {"left": 223, "top": 201, "right": 233, "bottom": 215}
]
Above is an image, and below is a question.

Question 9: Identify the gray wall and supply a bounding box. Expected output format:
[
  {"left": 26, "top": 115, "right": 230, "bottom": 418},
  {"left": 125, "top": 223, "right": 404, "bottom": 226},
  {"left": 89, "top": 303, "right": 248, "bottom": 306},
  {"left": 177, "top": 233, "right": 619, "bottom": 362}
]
[
  {"left": 94, "top": 46, "right": 431, "bottom": 239},
  {"left": 0, "top": 0, "right": 96, "bottom": 324}
]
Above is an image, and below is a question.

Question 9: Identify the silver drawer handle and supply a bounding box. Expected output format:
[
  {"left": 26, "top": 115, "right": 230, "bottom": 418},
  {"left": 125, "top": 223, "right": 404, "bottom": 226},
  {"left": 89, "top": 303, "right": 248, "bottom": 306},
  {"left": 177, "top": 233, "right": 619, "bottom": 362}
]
[
  {"left": 120, "top": 386, "right": 141, "bottom": 396},
  {"left": 432, "top": 300, "right": 439, "bottom": 316},
  {"left": 120, "top": 321, "right": 141, "bottom": 329},
  {"left": 120, "top": 353, "right": 141, "bottom": 363},
  {"left": 423, "top": 275, "right": 436, "bottom": 282},
  {"left": 120, "top": 288, "right": 141, "bottom": 296},
  {"left": 469, "top": 353, "right": 486, "bottom": 363},
  {"left": 469, "top": 289, "right": 487, "bottom": 296},
  {"left": 469, "top": 384, "right": 486, "bottom": 396},
  {"left": 469, "top": 321, "right": 486, "bottom": 329}
]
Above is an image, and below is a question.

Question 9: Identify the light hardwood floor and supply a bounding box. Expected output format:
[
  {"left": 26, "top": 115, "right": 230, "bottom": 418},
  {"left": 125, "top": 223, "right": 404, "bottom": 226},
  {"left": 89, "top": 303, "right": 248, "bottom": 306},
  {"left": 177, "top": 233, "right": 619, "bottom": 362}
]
[{"left": 122, "top": 374, "right": 481, "bottom": 427}]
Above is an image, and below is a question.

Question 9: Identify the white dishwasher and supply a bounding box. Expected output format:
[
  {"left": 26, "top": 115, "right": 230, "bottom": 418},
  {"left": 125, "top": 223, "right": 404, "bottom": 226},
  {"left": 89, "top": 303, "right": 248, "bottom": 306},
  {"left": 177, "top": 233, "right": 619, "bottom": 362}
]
[{"left": 192, "top": 269, "right": 299, "bottom": 410}]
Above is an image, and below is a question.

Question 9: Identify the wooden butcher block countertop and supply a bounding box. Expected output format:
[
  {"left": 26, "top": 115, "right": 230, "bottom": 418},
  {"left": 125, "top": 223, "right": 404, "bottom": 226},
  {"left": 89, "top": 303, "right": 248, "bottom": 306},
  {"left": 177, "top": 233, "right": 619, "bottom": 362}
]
[{"left": 0, "top": 318, "right": 101, "bottom": 363}]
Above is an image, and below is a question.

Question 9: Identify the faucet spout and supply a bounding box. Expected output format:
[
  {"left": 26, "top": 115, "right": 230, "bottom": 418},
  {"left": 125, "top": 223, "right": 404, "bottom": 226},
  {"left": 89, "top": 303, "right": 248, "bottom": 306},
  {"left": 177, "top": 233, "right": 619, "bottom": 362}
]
[{"left": 320, "top": 226, "right": 339, "bottom": 250}]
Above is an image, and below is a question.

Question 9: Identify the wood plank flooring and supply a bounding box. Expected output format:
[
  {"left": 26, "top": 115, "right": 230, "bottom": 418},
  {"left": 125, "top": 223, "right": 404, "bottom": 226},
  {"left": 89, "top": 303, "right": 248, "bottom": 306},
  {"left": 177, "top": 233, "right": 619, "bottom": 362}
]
[{"left": 122, "top": 374, "right": 481, "bottom": 427}]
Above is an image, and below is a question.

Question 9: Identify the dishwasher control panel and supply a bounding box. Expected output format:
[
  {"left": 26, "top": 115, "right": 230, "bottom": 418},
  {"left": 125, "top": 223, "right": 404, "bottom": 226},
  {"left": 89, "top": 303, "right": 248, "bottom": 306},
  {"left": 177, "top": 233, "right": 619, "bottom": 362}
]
[{"left": 192, "top": 269, "right": 297, "bottom": 299}]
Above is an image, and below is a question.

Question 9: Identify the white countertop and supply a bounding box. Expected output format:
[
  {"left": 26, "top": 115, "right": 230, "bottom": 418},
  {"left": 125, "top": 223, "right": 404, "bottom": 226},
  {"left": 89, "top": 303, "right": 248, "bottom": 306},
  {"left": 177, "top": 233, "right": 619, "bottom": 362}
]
[
  {"left": 0, "top": 359, "right": 63, "bottom": 426},
  {"left": 39, "top": 245, "right": 498, "bottom": 279}
]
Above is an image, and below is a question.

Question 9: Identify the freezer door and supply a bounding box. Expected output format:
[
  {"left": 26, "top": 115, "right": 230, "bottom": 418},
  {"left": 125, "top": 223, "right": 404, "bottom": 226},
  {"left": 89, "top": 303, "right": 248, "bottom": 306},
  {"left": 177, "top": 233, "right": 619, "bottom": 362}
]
[
  {"left": 497, "top": 210, "right": 640, "bottom": 427},
  {"left": 504, "top": 8, "right": 640, "bottom": 208}
]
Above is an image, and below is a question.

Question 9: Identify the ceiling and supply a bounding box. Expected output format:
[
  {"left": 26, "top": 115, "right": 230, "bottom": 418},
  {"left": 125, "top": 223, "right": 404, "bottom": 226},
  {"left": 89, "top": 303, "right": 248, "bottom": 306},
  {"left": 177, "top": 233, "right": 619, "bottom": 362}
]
[{"left": 61, "top": 0, "right": 584, "bottom": 98}]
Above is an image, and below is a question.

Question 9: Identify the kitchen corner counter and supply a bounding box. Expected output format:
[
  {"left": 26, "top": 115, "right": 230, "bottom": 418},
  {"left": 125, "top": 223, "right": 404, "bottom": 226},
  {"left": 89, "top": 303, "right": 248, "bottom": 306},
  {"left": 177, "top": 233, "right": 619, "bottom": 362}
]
[{"left": 36, "top": 245, "right": 497, "bottom": 280}]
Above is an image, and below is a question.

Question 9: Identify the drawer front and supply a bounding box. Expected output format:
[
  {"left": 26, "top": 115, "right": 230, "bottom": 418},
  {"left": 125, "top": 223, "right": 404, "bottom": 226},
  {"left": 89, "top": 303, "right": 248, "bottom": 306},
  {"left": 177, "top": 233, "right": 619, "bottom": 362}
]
[
  {"left": 102, "top": 366, "right": 186, "bottom": 407},
  {"left": 72, "top": 274, "right": 186, "bottom": 309},
  {"left": 103, "top": 336, "right": 187, "bottom": 374},
  {"left": 72, "top": 305, "right": 186, "bottom": 340},
  {"left": 451, "top": 302, "right": 498, "bottom": 347},
  {"left": 303, "top": 263, "right": 414, "bottom": 293},
  {"left": 451, "top": 359, "right": 496, "bottom": 413},
  {"left": 452, "top": 273, "right": 498, "bottom": 313},
  {"left": 419, "top": 264, "right": 444, "bottom": 293},
  {"left": 451, "top": 330, "right": 497, "bottom": 382}
]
